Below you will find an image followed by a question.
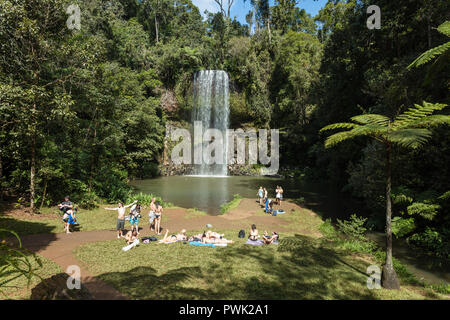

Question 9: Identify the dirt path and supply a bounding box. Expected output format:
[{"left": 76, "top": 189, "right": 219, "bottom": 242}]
[{"left": 16, "top": 198, "right": 317, "bottom": 299}]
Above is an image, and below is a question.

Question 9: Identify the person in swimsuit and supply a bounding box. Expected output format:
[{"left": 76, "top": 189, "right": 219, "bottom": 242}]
[
  {"left": 154, "top": 201, "right": 163, "bottom": 235},
  {"left": 124, "top": 230, "right": 138, "bottom": 245},
  {"left": 249, "top": 224, "right": 259, "bottom": 241},
  {"left": 129, "top": 203, "right": 141, "bottom": 234},
  {"left": 275, "top": 186, "right": 281, "bottom": 205},
  {"left": 263, "top": 188, "right": 268, "bottom": 204},
  {"left": 104, "top": 200, "right": 137, "bottom": 239},
  {"left": 258, "top": 187, "right": 264, "bottom": 206},
  {"left": 159, "top": 229, "right": 187, "bottom": 243},
  {"left": 148, "top": 198, "right": 157, "bottom": 231},
  {"left": 278, "top": 186, "right": 283, "bottom": 206},
  {"left": 262, "top": 231, "right": 279, "bottom": 244}
]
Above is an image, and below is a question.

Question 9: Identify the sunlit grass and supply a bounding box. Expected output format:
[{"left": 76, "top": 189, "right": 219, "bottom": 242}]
[{"left": 75, "top": 230, "right": 447, "bottom": 300}]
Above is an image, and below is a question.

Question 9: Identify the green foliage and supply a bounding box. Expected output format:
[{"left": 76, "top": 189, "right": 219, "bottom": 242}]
[
  {"left": 318, "top": 219, "right": 339, "bottom": 240},
  {"left": 220, "top": 194, "right": 243, "bottom": 214},
  {"left": 391, "top": 217, "right": 416, "bottom": 238},
  {"left": 407, "top": 202, "right": 440, "bottom": 221},
  {"left": 407, "top": 227, "right": 449, "bottom": 259},
  {"left": 126, "top": 192, "right": 173, "bottom": 208},
  {"left": 0, "top": 229, "right": 43, "bottom": 298},
  {"left": 336, "top": 214, "right": 368, "bottom": 241},
  {"left": 408, "top": 21, "right": 450, "bottom": 69}
]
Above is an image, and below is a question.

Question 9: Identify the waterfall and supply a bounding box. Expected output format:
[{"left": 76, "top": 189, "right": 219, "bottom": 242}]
[{"left": 192, "top": 70, "right": 229, "bottom": 176}]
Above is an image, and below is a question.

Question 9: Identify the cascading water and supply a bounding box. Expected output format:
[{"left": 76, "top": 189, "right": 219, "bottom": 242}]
[{"left": 192, "top": 70, "right": 229, "bottom": 176}]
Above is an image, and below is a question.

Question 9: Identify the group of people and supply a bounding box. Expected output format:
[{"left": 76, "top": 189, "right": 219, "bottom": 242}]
[
  {"left": 249, "top": 224, "right": 279, "bottom": 244},
  {"left": 58, "top": 195, "right": 279, "bottom": 248},
  {"left": 104, "top": 197, "right": 164, "bottom": 239},
  {"left": 158, "top": 229, "right": 233, "bottom": 245},
  {"left": 58, "top": 196, "right": 78, "bottom": 234},
  {"left": 257, "top": 185, "right": 284, "bottom": 214}
]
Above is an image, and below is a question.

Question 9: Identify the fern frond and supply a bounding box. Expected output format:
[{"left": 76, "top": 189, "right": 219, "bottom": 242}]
[
  {"left": 387, "top": 128, "right": 432, "bottom": 149},
  {"left": 320, "top": 122, "right": 359, "bottom": 132},
  {"left": 324, "top": 130, "right": 358, "bottom": 148},
  {"left": 406, "top": 114, "right": 450, "bottom": 128},
  {"left": 437, "top": 21, "right": 450, "bottom": 37},
  {"left": 350, "top": 114, "right": 390, "bottom": 126},
  {"left": 407, "top": 41, "right": 450, "bottom": 69},
  {"left": 393, "top": 102, "right": 447, "bottom": 127}
]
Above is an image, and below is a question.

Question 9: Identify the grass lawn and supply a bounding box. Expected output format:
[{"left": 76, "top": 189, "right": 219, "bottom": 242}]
[
  {"left": 74, "top": 230, "right": 447, "bottom": 300},
  {"left": 0, "top": 205, "right": 170, "bottom": 236}
]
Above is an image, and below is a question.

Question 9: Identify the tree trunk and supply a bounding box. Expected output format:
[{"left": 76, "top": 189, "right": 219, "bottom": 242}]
[
  {"left": 382, "top": 143, "right": 400, "bottom": 289},
  {"left": 40, "top": 179, "right": 47, "bottom": 209},
  {"left": 427, "top": 16, "right": 432, "bottom": 49},
  {"left": 155, "top": 15, "right": 159, "bottom": 43},
  {"left": 30, "top": 129, "right": 36, "bottom": 211}
]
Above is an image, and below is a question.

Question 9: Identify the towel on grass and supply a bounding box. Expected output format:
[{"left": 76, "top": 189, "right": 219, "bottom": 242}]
[
  {"left": 189, "top": 241, "right": 227, "bottom": 247},
  {"left": 245, "top": 239, "right": 279, "bottom": 245},
  {"left": 122, "top": 239, "right": 140, "bottom": 251}
]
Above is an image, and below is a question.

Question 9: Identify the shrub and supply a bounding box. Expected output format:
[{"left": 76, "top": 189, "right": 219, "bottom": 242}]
[
  {"left": 407, "top": 227, "right": 448, "bottom": 258},
  {"left": 391, "top": 217, "right": 416, "bottom": 238},
  {"left": 336, "top": 214, "right": 367, "bottom": 240},
  {"left": 126, "top": 192, "right": 173, "bottom": 208}
]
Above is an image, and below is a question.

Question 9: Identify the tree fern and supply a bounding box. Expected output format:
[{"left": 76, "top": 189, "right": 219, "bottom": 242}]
[{"left": 408, "top": 21, "right": 450, "bottom": 69}]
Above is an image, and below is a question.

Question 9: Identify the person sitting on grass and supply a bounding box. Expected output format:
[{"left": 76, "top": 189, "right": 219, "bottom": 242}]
[
  {"left": 262, "top": 231, "right": 279, "bottom": 244},
  {"left": 58, "top": 196, "right": 73, "bottom": 215},
  {"left": 249, "top": 224, "right": 259, "bottom": 241},
  {"left": 124, "top": 230, "right": 138, "bottom": 245},
  {"left": 159, "top": 229, "right": 187, "bottom": 243}
]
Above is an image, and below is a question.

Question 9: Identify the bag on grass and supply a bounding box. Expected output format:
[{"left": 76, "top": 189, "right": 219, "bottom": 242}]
[{"left": 238, "top": 230, "right": 245, "bottom": 238}]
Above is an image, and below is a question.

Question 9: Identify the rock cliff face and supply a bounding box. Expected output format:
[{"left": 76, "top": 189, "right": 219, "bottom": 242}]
[{"left": 160, "top": 122, "right": 264, "bottom": 176}]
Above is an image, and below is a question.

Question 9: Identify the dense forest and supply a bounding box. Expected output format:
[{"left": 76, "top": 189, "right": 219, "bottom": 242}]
[{"left": 1, "top": 0, "right": 449, "bottom": 260}]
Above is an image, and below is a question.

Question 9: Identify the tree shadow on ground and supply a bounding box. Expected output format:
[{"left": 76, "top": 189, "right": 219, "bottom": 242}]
[
  {"left": 95, "top": 234, "right": 377, "bottom": 300},
  {"left": 30, "top": 273, "right": 92, "bottom": 300}
]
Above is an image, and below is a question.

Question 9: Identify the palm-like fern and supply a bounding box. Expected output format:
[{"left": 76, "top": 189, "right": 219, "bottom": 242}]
[
  {"left": 408, "top": 21, "right": 450, "bottom": 69},
  {"left": 321, "top": 102, "right": 449, "bottom": 148},
  {"left": 320, "top": 101, "right": 449, "bottom": 289}
]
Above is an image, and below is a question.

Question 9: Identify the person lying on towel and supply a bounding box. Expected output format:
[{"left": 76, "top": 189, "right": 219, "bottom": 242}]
[
  {"left": 262, "top": 231, "right": 279, "bottom": 244},
  {"left": 158, "top": 229, "right": 187, "bottom": 243}
]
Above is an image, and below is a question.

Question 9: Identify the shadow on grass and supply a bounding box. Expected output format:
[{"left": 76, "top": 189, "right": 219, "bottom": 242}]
[
  {"left": 30, "top": 273, "right": 92, "bottom": 300},
  {"left": 95, "top": 234, "right": 377, "bottom": 300}
]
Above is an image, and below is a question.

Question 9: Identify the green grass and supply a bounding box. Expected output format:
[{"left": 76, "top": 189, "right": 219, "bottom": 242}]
[
  {"left": 220, "top": 194, "right": 243, "bottom": 214},
  {"left": 0, "top": 204, "right": 171, "bottom": 236},
  {"left": 0, "top": 253, "right": 61, "bottom": 300},
  {"left": 185, "top": 208, "right": 208, "bottom": 219},
  {"left": 74, "top": 230, "right": 447, "bottom": 300}
]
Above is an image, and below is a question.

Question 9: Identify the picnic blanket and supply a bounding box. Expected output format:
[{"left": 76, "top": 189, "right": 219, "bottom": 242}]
[
  {"left": 245, "top": 239, "right": 279, "bottom": 245},
  {"left": 122, "top": 239, "right": 140, "bottom": 251}
]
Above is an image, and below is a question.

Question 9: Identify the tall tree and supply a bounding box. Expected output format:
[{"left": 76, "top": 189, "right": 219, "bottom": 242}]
[{"left": 320, "top": 102, "right": 450, "bottom": 289}]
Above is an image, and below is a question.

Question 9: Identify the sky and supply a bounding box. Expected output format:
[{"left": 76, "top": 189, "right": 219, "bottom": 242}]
[{"left": 191, "top": 0, "right": 329, "bottom": 24}]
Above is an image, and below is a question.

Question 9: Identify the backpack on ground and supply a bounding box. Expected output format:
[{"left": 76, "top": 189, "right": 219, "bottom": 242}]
[{"left": 238, "top": 229, "right": 245, "bottom": 238}]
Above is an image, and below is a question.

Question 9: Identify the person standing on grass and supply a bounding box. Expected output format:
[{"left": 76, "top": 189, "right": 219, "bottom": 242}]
[
  {"left": 129, "top": 203, "right": 141, "bottom": 234},
  {"left": 148, "top": 197, "right": 157, "bottom": 231},
  {"left": 276, "top": 186, "right": 282, "bottom": 205},
  {"left": 278, "top": 186, "right": 284, "bottom": 206},
  {"left": 263, "top": 188, "right": 268, "bottom": 204},
  {"left": 104, "top": 200, "right": 137, "bottom": 239},
  {"left": 154, "top": 201, "right": 163, "bottom": 235},
  {"left": 257, "top": 187, "right": 264, "bottom": 206}
]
